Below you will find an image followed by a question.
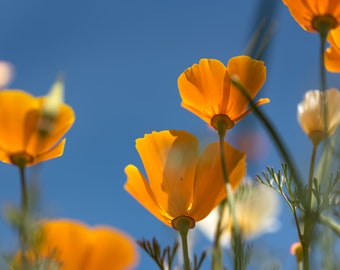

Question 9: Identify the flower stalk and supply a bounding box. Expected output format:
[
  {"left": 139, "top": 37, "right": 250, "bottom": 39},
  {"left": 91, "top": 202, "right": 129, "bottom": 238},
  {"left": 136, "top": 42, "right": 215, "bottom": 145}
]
[{"left": 172, "top": 216, "right": 193, "bottom": 270}]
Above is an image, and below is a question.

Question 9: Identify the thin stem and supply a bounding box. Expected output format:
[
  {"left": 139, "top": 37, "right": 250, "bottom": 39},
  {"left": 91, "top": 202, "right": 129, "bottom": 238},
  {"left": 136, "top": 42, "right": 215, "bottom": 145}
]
[
  {"left": 319, "top": 29, "right": 327, "bottom": 92},
  {"left": 212, "top": 199, "right": 226, "bottom": 270},
  {"left": 19, "top": 166, "right": 28, "bottom": 214},
  {"left": 319, "top": 214, "right": 340, "bottom": 236},
  {"left": 18, "top": 165, "right": 28, "bottom": 268},
  {"left": 176, "top": 217, "right": 192, "bottom": 270},
  {"left": 303, "top": 144, "right": 318, "bottom": 270}
]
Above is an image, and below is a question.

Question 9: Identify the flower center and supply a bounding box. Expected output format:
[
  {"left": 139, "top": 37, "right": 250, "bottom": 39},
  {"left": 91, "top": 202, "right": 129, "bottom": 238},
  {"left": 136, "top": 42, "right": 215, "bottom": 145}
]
[
  {"left": 211, "top": 114, "right": 235, "bottom": 133},
  {"left": 312, "top": 14, "right": 338, "bottom": 33},
  {"left": 10, "top": 152, "right": 34, "bottom": 168},
  {"left": 171, "top": 215, "right": 195, "bottom": 230}
]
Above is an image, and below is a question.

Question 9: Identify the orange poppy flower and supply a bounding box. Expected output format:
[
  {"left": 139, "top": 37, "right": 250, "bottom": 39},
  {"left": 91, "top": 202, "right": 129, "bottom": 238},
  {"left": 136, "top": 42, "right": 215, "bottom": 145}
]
[
  {"left": 177, "top": 56, "right": 267, "bottom": 130},
  {"left": 282, "top": 0, "right": 340, "bottom": 32},
  {"left": 325, "top": 27, "right": 340, "bottom": 72},
  {"left": 20, "top": 219, "right": 139, "bottom": 270},
  {"left": 0, "top": 90, "right": 74, "bottom": 167},
  {"left": 124, "top": 130, "right": 246, "bottom": 228}
]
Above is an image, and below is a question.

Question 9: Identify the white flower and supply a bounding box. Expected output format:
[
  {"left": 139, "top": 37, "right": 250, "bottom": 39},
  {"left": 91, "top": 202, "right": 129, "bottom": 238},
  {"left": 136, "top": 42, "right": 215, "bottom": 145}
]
[
  {"left": 197, "top": 181, "right": 280, "bottom": 246},
  {"left": 297, "top": 88, "right": 340, "bottom": 145}
]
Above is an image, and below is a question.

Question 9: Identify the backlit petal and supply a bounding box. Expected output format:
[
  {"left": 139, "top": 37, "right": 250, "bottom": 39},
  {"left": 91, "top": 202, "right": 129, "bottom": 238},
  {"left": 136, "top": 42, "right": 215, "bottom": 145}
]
[
  {"left": 0, "top": 91, "right": 39, "bottom": 153},
  {"left": 226, "top": 56, "right": 266, "bottom": 121},
  {"left": 178, "top": 59, "right": 230, "bottom": 123},
  {"left": 325, "top": 29, "right": 340, "bottom": 72},
  {"left": 33, "top": 139, "right": 66, "bottom": 165},
  {"left": 124, "top": 164, "right": 171, "bottom": 226},
  {"left": 190, "top": 142, "right": 246, "bottom": 221},
  {"left": 135, "top": 130, "right": 198, "bottom": 218},
  {"left": 26, "top": 100, "right": 75, "bottom": 155}
]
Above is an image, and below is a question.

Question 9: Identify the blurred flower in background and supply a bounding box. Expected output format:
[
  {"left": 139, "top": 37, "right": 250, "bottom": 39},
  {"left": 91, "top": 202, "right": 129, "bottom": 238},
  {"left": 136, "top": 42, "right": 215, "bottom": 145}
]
[
  {"left": 197, "top": 180, "right": 280, "bottom": 245},
  {"left": 0, "top": 89, "right": 75, "bottom": 167},
  {"left": 0, "top": 61, "right": 14, "bottom": 88},
  {"left": 13, "top": 219, "right": 139, "bottom": 270}
]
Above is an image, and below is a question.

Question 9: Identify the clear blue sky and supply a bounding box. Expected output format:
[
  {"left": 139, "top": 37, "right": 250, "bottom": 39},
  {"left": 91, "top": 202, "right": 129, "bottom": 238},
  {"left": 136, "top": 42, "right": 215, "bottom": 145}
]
[{"left": 0, "top": 0, "right": 339, "bottom": 269}]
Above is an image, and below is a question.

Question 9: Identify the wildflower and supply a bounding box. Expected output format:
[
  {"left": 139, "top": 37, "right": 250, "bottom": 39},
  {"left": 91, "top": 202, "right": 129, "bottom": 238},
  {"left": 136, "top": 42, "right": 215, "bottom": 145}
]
[
  {"left": 325, "top": 28, "right": 340, "bottom": 72},
  {"left": 290, "top": 242, "right": 303, "bottom": 263},
  {"left": 124, "top": 130, "right": 246, "bottom": 228},
  {"left": 297, "top": 88, "right": 340, "bottom": 145},
  {"left": 15, "top": 219, "right": 139, "bottom": 270},
  {"left": 0, "top": 90, "right": 75, "bottom": 167},
  {"left": 177, "top": 56, "right": 267, "bottom": 131},
  {"left": 197, "top": 182, "right": 280, "bottom": 244},
  {"left": 282, "top": 0, "right": 340, "bottom": 33}
]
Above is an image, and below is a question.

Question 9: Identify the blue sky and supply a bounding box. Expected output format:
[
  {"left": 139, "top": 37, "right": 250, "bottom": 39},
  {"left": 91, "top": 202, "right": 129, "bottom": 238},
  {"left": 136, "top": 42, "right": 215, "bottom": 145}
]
[{"left": 0, "top": 0, "right": 339, "bottom": 269}]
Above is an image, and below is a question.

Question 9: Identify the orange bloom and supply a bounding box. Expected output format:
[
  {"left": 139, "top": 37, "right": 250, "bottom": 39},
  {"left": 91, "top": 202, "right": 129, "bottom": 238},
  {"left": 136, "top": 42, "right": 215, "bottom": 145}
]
[
  {"left": 177, "top": 56, "right": 267, "bottom": 130},
  {"left": 124, "top": 130, "right": 246, "bottom": 228},
  {"left": 0, "top": 90, "right": 74, "bottom": 167},
  {"left": 282, "top": 0, "right": 340, "bottom": 32},
  {"left": 325, "top": 27, "right": 340, "bottom": 72},
  {"left": 27, "top": 219, "right": 139, "bottom": 270}
]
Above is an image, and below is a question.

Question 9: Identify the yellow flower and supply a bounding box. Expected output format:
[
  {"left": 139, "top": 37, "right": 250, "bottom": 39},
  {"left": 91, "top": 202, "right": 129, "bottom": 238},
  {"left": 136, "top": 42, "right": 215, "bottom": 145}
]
[
  {"left": 19, "top": 219, "right": 139, "bottom": 270},
  {"left": 297, "top": 88, "right": 340, "bottom": 145},
  {"left": 124, "top": 130, "right": 246, "bottom": 228},
  {"left": 282, "top": 0, "right": 340, "bottom": 32},
  {"left": 0, "top": 90, "right": 75, "bottom": 167},
  {"left": 177, "top": 56, "right": 268, "bottom": 130},
  {"left": 197, "top": 182, "right": 280, "bottom": 243},
  {"left": 325, "top": 27, "right": 340, "bottom": 72}
]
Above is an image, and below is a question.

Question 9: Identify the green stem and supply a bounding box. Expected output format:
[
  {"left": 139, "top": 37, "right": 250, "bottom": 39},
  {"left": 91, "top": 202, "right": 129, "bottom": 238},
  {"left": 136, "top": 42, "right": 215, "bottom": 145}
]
[
  {"left": 176, "top": 217, "right": 191, "bottom": 270},
  {"left": 319, "top": 28, "right": 327, "bottom": 92},
  {"left": 18, "top": 165, "right": 28, "bottom": 267},
  {"left": 303, "top": 144, "right": 318, "bottom": 270},
  {"left": 19, "top": 165, "right": 28, "bottom": 214},
  {"left": 212, "top": 199, "right": 226, "bottom": 270},
  {"left": 319, "top": 214, "right": 340, "bottom": 236}
]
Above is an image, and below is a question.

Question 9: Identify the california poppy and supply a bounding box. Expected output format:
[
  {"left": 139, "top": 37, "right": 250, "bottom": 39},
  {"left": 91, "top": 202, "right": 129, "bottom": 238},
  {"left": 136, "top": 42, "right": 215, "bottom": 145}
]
[
  {"left": 124, "top": 130, "right": 246, "bottom": 228},
  {"left": 282, "top": 0, "right": 340, "bottom": 32},
  {"left": 177, "top": 56, "right": 267, "bottom": 131},
  {"left": 0, "top": 90, "right": 74, "bottom": 167}
]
